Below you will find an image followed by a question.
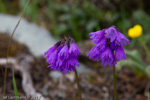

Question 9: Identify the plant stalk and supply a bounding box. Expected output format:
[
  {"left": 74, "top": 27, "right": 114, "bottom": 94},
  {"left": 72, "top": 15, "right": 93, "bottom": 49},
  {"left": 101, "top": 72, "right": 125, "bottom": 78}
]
[
  {"left": 75, "top": 69, "right": 82, "bottom": 100},
  {"left": 113, "top": 66, "right": 117, "bottom": 100},
  {"left": 3, "top": 0, "right": 30, "bottom": 95},
  {"left": 148, "top": 89, "right": 150, "bottom": 100}
]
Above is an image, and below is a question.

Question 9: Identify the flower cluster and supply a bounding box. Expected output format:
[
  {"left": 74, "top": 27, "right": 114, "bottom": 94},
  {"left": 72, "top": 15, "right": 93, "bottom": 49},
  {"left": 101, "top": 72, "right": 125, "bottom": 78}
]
[
  {"left": 44, "top": 37, "right": 80, "bottom": 73},
  {"left": 128, "top": 24, "right": 142, "bottom": 38},
  {"left": 87, "top": 26, "right": 130, "bottom": 67}
]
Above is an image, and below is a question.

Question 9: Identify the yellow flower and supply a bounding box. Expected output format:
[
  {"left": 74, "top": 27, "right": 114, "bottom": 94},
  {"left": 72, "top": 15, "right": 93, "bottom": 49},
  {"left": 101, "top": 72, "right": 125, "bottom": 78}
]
[{"left": 128, "top": 24, "right": 142, "bottom": 38}]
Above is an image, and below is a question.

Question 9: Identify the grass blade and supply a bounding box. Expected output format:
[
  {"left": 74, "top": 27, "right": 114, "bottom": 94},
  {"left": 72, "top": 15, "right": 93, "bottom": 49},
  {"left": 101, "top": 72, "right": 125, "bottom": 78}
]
[
  {"left": 12, "top": 70, "right": 20, "bottom": 100},
  {"left": 38, "top": 91, "right": 46, "bottom": 100}
]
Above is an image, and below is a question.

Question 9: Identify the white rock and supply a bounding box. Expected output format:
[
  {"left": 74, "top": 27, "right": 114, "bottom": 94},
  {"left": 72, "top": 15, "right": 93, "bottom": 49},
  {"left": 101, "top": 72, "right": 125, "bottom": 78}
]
[
  {"left": 76, "top": 63, "right": 92, "bottom": 74},
  {"left": 49, "top": 71, "right": 63, "bottom": 81},
  {"left": 0, "top": 13, "right": 57, "bottom": 56}
]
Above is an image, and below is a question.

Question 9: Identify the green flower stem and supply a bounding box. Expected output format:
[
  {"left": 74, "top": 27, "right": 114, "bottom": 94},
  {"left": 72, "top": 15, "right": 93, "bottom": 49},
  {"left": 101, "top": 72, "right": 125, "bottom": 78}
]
[
  {"left": 75, "top": 69, "right": 82, "bottom": 100},
  {"left": 113, "top": 66, "right": 117, "bottom": 100},
  {"left": 148, "top": 90, "right": 150, "bottom": 100},
  {"left": 143, "top": 44, "right": 150, "bottom": 62}
]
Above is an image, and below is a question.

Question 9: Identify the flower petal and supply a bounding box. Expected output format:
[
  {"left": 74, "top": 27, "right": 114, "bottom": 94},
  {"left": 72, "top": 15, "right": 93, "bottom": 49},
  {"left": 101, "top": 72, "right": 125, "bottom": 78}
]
[
  {"left": 115, "top": 46, "right": 127, "bottom": 61},
  {"left": 58, "top": 45, "right": 69, "bottom": 60},
  {"left": 69, "top": 42, "right": 80, "bottom": 57},
  {"left": 105, "top": 26, "right": 118, "bottom": 42},
  {"left": 115, "top": 31, "right": 130, "bottom": 46},
  {"left": 89, "top": 30, "right": 105, "bottom": 43},
  {"left": 101, "top": 47, "right": 116, "bottom": 67},
  {"left": 44, "top": 45, "right": 56, "bottom": 58}
]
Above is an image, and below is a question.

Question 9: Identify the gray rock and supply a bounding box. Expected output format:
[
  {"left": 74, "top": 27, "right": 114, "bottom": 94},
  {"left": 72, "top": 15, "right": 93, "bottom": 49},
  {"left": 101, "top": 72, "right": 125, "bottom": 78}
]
[
  {"left": 57, "top": 92, "right": 66, "bottom": 98},
  {"left": 49, "top": 71, "right": 63, "bottom": 81},
  {"left": 0, "top": 13, "right": 57, "bottom": 56},
  {"left": 76, "top": 63, "right": 92, "bottom": 74}
]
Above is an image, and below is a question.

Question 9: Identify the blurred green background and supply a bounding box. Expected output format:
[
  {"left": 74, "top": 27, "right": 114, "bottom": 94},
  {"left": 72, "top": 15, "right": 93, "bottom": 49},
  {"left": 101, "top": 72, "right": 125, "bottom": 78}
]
[{"left": 0, "top": 0, "right": 150, "bottom": 41}]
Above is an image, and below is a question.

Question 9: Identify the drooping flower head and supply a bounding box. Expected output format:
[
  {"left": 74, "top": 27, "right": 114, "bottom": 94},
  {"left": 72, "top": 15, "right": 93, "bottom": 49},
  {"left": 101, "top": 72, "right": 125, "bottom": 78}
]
[
  {"left": 87, "top": 26, "right": 130, "bottom": 67},
  {"left": 44, "top": 37, "right": 80, "bottom": 73}
]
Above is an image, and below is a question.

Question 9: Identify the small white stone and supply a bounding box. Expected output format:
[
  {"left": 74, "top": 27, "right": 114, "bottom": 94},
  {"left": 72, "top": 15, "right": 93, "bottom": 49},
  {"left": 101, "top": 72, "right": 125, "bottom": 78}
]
[
  {"left": 76, "top": 63, "right": 92, "bottom": 74},
  {"left": 49, "top": 71, "right": 63, "bottom": 81}
]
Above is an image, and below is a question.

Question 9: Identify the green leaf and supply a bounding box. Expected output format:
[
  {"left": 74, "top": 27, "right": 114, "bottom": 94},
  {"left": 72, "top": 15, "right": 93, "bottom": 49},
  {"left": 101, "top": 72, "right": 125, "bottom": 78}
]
[
  {"left": 59, "top": 14, "right": 71, "bottom": 21},
  {"left": 57, "top": 24, "right": 68, "bottom": 34},
  {"left": 116, "top": 19, "right": 131, "bottom": 35},
  {"left": 116, "top": 50, "right": 147, "bottom": 76},
  {"left": 20, "top": 0, "right": 38, "bottom": 21},
  {"left": 146, "top": 65, "right": 150, "bottom": 79},
  {"left": 12, "top": 70, "right": 19, "bottom": 100},
  {"left": 133, "top": 10, "right": 150, "bottom": 34},
  {"left": 125, "top": 50, "right": 147, "bottom": 67},
  {"left": 0, "top": 0, "right": 7, "bottom": 12},
  {"left": 86, "top": 20, "right": 98, "bottom": 31},
  {"left": 141, "top": 35, "right": 150, "bottom": 44}
]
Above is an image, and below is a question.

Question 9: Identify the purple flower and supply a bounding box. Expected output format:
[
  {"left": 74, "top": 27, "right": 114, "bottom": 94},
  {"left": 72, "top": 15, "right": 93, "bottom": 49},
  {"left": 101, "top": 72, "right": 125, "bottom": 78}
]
[
  {"left": 87, "top": 26, "right": 130, "bottom": 67},
  {"left": 105, "top": 26, "right": 118, "bottom": 42},
  {"left": 69, "top": 42, "right": 80, "bottom": 57},
  {"left": 47, "top": 51, "right": 58, "bottom": 71},
  {"left": 115, "top": 46, "right": 127, "bottom": 61},
  {"left": 44, "top": 45, "right": 56, "bottom": 58},
  {"left": 89, "top": 30, "right": 105, "bottom": 44},
  {"left": 58, "top": 45, "right": 69, "bottom": 60},
  {"left": 110, "top": 42, "right": 115, "bottom": 51},
  {"left": 105, "top": 26, "right": 130, "bottom": 46},
  {"left": 44, "top": 37, "right": 80, "bottom": 73},
  {"left": 115, "top": 31, "right": 130, "bottom": 46},
  {"left": 101, "top": 47, "right": 116, "bottom": 67},
  {"left": 96, "top": 38, "right": 107, "bottom": 51},
  {"left": 87, "top": 46, "right": 101, "bottom": 61}
]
